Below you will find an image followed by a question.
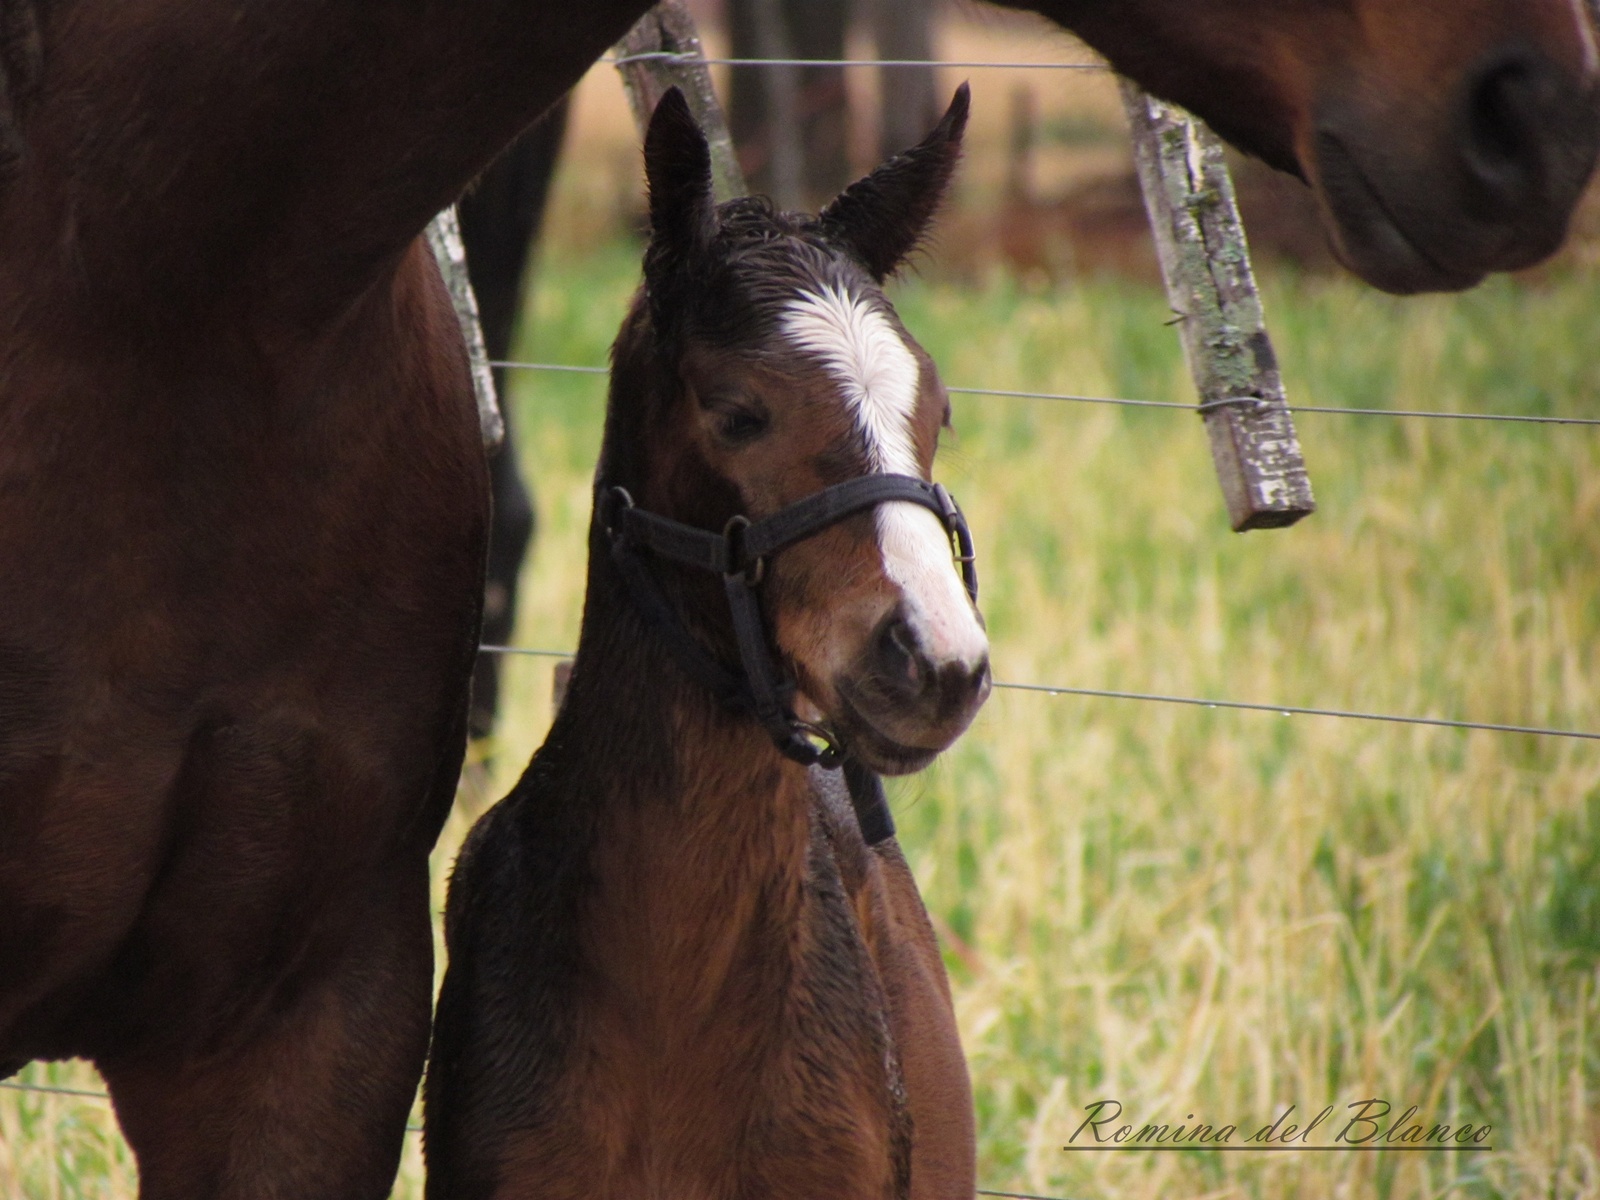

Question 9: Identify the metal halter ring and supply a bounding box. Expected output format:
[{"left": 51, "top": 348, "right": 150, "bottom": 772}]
[
  {"left": 931, "top": 483, "right": 979, "bottom": 602},
  {"left": 602, "top": 486, "right": 635, "bottom": 540},
  {"left": 721, "top": 514, "right": 765, "bottom": 586},
  {"left": 791, "top": 720, "right": 843, "bottom": 769}
]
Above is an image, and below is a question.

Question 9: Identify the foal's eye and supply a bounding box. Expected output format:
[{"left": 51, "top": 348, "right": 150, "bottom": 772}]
[{"left": 716, "top": 407, "right": 770, "bottom": 444}]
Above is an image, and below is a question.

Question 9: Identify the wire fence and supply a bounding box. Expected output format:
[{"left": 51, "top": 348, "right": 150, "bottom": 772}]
[
  {"left": 476, "top": 45, "right": 1600, "bottom": 742},
  {"left": 612, "top": 52, "right": 1109, "bottom": 70},
  {"left": 1, "top": 1080, "right": 115, "bottom": 1101},
  {"left": 478, "top": 647, "right": 1600, "bottom": 744},
  {"left": 490, "top": 359, "right": 1600, "bottom": 427},
  {"left": 0, "top": 1080, "right": 1073, "bottom": 1198}
]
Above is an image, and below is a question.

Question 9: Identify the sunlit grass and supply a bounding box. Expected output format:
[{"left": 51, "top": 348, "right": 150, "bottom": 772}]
[{"left": 8, "top": 248, "right": 1599, "bottom": 1199}]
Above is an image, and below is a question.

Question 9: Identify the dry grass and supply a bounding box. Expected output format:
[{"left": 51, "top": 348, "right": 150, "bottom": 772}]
[{"left": 464, "top": 248, "right": 1600, "bottom": 1200}]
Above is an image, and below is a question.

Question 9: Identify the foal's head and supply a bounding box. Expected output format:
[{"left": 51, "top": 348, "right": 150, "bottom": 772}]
[{"left": 599, "top": 87, "right": 988, "bottom": 775}]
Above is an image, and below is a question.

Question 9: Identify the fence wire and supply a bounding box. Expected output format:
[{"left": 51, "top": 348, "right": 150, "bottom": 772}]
[
  {"left": 489, "top": 361, "right": 1600, "bottom": 427},
  {"left": 479, "top": 648, "right": 1600, "bottom": 744},
  {"left": 0, "top": 1080, "right": 1072, "bottom": 1198},
  {"left": 0, "top": 1079, "right": 424, "bottom": 1132},
  {"left": 612, "top": 51, "right": 1107, "bottom": 71},
  {"left": 0, "top": 1080, "right": 113, "bottom": 1101}
]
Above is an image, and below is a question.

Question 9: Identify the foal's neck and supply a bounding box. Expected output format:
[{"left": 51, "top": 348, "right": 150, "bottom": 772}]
[
  {"left": 564, "top": 555, "right": 807, "bottom": 819},
  {"left": 551, "top": 553, "right": 818, "bottom": 990}
]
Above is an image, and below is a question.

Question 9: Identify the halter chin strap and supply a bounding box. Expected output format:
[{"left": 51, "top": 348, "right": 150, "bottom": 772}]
[{"left": 600, "top": 473, "right": 979, "bottom": 781}]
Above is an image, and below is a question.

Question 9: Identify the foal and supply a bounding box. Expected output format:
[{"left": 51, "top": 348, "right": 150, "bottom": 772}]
[{"left": 424, "top": 87, "right": 987, "bottom": 1200}]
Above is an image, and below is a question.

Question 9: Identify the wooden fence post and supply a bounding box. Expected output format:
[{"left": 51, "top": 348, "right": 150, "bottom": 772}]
[
  {"left": 868, "top": 0, "right": 939, "bottom": 162},
  {"left": 614, "top": 0, "right": 748, "bottom": 202},
  {"left": 744, "top": 0, "right": 804, "bottom": 210},
  {"left": 425, "top": 207, "right": 504, "bottom": 451},
  {"left": 1120, "top": 84, "right": 1315, "bottom": 531}
]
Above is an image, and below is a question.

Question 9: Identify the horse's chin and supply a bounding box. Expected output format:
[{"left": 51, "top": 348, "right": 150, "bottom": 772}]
[
  {"left": 838, "top": 725, "right": 942, "bottom": 777},
  {"left": 1305, "top": 84, "right": 1598, "bottom": 295},
  {"left": 1308, "top": 132, "right": 1492, "bottom": 295},
  {"left": 825, "top": 687, "right": 978, "bottom": 777}
]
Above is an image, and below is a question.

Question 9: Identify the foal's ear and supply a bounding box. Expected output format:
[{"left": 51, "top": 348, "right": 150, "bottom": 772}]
[
  {"left": 644, "top": 87, "right": 717, "bottom": 267},
  {"left": 818, "top": 83, "right": 969, "bottom": 282}
]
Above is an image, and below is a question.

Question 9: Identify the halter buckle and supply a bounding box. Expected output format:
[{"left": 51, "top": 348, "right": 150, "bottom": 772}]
[
  {"left": 790, "top": 719, "right": 843, "bottom": 769},
  {"left": 721, "top": 514, "right": 765, "bottom": 586},
  {"left": 601, "top": 486, "right": 635, "bottom": 540}
]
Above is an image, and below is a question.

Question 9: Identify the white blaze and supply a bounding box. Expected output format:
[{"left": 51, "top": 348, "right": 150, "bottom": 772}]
[{"left": 781, "top": 284, "right": 987, "bottom": 668}]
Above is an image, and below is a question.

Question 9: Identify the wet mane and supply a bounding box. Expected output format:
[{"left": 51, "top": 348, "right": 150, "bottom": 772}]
[{"left": 644, "top": 194, "right": 883, "bottom": 353}]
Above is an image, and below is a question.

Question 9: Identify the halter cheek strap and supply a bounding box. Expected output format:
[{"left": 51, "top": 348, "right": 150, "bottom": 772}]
[{"left": 600, "top": 473, "right": 979, "bottom": 843}]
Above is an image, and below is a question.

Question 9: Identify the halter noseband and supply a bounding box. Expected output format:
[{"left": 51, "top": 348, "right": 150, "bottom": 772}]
[{"left": 600, "top": 472, "right": 979, "bottom": 774}]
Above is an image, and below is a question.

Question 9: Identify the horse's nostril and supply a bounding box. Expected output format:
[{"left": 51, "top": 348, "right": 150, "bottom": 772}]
[
  {"left": 960, "top": 655, "right": 992, "bottom": 707},
  {"left": 1461, "top": 51, "right": 1569, "bottom": 207},
  {"left": 878, "top": 617, "right": 920, "bottom": 687},
  {"left": 869, "top": 612, "right": 990, "bottom": 719}
]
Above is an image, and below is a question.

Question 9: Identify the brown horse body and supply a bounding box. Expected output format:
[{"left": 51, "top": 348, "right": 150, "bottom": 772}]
[
  {"left": 0, "top": 4, "right": 623, "bottom": 1195},
  {"left": 427, "top": 708, "right": 975, "bottom": 1200},
  {"left": 1, "top": 1, "right": 1595, "bottom": 1196},
  {"left": 424, "top": 90, "right": 985, "bottom": 1199}
]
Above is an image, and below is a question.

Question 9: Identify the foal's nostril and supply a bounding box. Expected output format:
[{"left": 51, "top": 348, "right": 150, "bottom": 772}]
[
  {"left": 951, "top": 654, "right": 992, "bottom": 711},
  {"left": 872, "top": 609, "right": 988, "bottom": 690},
  {"left": 877, "top": 617, "right": 921, "bottom": 687}
]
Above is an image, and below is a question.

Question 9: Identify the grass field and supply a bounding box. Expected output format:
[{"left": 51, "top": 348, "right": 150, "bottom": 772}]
[{"left": 6, "top": 243, "right": 1600, "bottom": 1198}]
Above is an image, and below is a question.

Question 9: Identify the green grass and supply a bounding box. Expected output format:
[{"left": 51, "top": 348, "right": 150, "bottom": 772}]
[{"left": 8, "top": 249, "right": 1600, "bottom": 1199}]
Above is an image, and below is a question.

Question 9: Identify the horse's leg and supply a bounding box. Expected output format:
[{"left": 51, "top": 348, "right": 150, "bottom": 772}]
[
  {"left": 96, "top": 862, "right": 433, "bottom": 1200},
  {"left": 461, "top": 99, "right": 569, "bottom": 738},
  {"left": 867, "top": 839, "right": 976, "bottom": 1200}
]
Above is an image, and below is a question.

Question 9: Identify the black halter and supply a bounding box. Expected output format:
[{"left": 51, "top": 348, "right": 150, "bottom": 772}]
[{"left": 600, "top": 472, "right": 978, "bottom": 786}]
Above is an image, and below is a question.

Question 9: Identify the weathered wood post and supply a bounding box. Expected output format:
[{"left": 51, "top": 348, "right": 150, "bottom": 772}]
[
  {"left": 744, "top": 0, "right": 804, "bottom": 210},
  {"left": 614, "top": 0, "right": 748, "bottom": 203},
  {"left": 868, "top": 0, "right": 940, "bottom": 161},
  {"left": 426, "top": 207, "right": 504, "bottom": 451},
  {"left": 1120, "top": 84, "right": 1315, "bottom": 531}
]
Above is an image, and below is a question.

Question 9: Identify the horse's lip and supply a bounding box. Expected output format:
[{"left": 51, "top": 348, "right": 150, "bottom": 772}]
[
  {"left": 830, "top": 688, "right": 945, "bottom": 776},
  {"left": 1311, "top": 130, "right": 1486, "bottom": 295}
]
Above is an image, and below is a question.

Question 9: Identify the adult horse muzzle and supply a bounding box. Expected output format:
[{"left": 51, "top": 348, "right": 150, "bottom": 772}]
[
  {"left": 1309, "top": 45, "right": 1600, "bottom": 294},
  {"left": 601, "top": 473, "right": 979, "bottom": 774}
]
